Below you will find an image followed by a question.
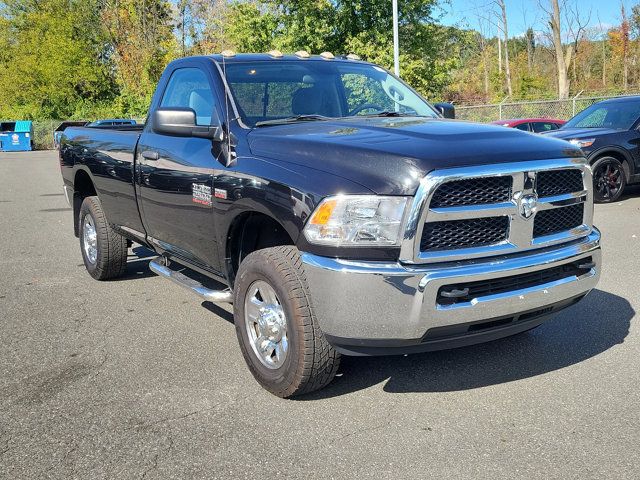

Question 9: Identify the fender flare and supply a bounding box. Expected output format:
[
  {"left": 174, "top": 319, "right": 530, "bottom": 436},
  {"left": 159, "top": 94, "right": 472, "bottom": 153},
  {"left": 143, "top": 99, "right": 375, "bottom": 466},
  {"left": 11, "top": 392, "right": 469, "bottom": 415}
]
[
  {"left": 221, "top": 202, "right": 303, "bottom": 286},
  {"left": 71, "top": 166, "right": 98, "bottom": 237},
  {"left": 587, "top": 147, "right": 635, "bottom": 178},
  {"left": 222, "top": 201, "right": 301, "bottom": 252}
]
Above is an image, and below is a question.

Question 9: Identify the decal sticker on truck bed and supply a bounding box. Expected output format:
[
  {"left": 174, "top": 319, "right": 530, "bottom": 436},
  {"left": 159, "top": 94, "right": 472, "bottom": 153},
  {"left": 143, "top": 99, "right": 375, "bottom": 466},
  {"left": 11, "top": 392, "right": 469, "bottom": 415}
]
[{"left": 192, "top": 183, "right": 212, "bottom": 206}]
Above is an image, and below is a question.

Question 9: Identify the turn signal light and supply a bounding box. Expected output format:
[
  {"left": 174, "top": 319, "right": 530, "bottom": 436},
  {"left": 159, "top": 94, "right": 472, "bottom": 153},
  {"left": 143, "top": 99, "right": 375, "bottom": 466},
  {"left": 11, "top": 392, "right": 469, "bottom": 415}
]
[{"left": 309, "top": 199, "right": 337, "bottom": 225}]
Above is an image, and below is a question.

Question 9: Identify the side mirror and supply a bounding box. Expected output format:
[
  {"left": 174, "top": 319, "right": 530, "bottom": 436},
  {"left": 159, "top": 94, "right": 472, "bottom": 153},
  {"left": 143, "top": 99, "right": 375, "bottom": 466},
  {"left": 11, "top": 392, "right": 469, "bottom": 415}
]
[
  {"left": 153, "top": 107, "right": 224, "bottom": 141},
  {"left": 434, "top": 102, "right": 455, "bottom": 119}
]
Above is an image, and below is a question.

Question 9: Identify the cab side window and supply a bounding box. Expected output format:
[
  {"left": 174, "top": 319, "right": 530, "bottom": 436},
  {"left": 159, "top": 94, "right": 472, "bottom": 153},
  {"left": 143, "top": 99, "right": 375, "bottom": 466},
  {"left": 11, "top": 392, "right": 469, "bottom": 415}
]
[
  {"left": 531, "top": 122, "right": 558, "bottom": 133},
  {"left": 515, "top": 123, "right": 530, "bottom": 131},
  {"left": 160, "top": 68, "right": 217, "bottom": 126}
]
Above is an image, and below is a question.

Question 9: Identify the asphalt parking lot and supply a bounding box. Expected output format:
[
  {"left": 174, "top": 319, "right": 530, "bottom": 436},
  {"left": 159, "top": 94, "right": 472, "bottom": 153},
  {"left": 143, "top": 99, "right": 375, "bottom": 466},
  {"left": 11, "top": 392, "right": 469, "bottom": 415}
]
[{"left": 1, "top": 150, "right": 639, "bottom": 479}]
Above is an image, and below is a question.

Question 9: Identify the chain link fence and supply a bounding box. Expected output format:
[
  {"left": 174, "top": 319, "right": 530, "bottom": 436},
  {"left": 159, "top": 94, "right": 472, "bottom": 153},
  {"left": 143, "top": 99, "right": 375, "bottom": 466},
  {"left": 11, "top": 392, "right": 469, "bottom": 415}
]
[
  {"left": 28, "top": 118, "right": 145, "bottom": 150},
  {"left": 32, "top": 119, "right": 62, "bottom": 150},
  {"left": 18, "top": 94, "right": 640, "bottom": 150},
  {"left": 456, "top": 93, "right": 640, "bottom": 124}
]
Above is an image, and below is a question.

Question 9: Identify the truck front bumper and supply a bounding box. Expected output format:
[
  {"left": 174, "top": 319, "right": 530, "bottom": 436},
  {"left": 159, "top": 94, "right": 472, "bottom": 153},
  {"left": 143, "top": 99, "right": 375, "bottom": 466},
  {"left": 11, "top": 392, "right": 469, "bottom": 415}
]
[{"left": 301, "top": 229, "right": 601, "bottom": 355}]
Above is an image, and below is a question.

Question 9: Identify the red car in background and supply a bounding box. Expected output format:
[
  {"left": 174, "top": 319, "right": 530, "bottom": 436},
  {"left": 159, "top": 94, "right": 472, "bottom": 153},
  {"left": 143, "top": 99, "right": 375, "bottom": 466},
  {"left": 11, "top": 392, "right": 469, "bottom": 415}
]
[{"left": 490, "top": 118, "right": 566, "bottom": 133}]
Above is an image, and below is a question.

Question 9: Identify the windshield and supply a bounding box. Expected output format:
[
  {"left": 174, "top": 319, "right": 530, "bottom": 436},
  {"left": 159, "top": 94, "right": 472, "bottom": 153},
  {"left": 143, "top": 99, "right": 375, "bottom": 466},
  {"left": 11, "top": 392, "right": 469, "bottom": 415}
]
[
  {"left": 223, "top": 60, "right": 438, "bottom": 127},
  {"left": 563, "top": 101, "right": 640, "bottom": 130}
]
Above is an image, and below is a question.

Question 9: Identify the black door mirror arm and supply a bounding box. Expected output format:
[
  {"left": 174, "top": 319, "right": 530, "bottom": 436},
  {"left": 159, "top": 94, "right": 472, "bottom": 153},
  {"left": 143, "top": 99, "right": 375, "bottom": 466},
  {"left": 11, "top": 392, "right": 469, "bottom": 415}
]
[{"left": 192, "top": 125, "right": 224, "bottom": 142}]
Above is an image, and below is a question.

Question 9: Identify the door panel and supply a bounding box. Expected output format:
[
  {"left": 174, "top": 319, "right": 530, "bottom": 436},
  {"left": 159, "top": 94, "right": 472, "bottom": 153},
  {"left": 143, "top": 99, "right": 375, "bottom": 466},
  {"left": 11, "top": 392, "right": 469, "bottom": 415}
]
[{"left": 136, "top": 66, "right": 224, "bottom": 273}]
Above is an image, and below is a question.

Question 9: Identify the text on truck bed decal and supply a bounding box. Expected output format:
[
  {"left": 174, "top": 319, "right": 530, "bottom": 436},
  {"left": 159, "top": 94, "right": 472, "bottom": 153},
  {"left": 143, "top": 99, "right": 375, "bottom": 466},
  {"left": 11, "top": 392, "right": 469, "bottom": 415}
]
[{"left": 192, "top": 183, "right": 212, "bottom": 207}]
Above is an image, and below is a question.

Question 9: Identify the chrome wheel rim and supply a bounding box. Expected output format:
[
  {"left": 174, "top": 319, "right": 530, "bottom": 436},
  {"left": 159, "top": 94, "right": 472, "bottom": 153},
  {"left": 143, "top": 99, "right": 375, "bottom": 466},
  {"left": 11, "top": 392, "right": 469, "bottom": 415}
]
[
  {"left": 244, "top": 280, "right": 288, "bottom": 369},
  {"left": 82, "top": 214, "right": 98, "bottom": 265}
]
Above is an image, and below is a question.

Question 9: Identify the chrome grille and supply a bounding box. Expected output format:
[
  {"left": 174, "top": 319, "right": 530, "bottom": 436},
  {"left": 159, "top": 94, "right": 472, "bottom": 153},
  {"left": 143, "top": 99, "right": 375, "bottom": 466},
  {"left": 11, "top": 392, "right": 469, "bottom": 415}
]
[
  {"left": 430, "top": 177, "right": 512, "bottom": 208},
  {"left": 400, "top": 158, "right": 593, "bottom": 264},
  {"left": 534, "top": 203, "right": 584, "bottom": 237},
  {"left": 537, "top": 170, "right": 583, "bottom": 197}
]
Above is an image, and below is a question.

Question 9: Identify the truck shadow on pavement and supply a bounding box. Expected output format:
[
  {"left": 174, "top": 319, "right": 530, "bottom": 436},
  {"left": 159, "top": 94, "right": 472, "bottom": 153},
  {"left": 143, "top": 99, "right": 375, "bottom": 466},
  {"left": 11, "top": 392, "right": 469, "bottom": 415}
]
[
  {"left": 111, "top": 246, "right": 159, "bottom": 280},
  {"left": 201, "top": 301, "right": 234, "bottom": 324},
  {"left": 299, "top": 289, "right": 633, "bottom": 399},
  {"left": 618, "top": 184, "right": 640, "bottom": 202}
]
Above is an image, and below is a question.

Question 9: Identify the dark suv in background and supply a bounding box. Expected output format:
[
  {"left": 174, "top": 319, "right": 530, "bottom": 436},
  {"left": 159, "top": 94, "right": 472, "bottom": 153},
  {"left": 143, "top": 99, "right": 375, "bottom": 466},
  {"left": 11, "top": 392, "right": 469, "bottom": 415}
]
[{"left": 546, "top": 96, "right": 640, "bottom": 202}]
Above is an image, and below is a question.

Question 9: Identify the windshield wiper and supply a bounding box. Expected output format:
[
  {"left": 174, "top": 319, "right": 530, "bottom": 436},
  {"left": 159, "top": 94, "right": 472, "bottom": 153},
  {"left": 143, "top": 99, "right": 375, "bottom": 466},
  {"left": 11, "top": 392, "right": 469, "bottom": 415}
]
[
  {"left": 359, "top": 111, "right": 414, "bottom": 118},
  {"left": 255, "top": 115, "right": 332, "bottom": 127}
]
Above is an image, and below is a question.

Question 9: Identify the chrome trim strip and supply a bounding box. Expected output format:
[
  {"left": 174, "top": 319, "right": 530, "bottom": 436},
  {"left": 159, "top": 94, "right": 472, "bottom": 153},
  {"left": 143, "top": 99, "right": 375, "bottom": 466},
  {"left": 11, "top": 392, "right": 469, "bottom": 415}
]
[
  {"left": 400, "top": 157, "right": 593, "bottom": 264},
  {"left": 537, "top": 191, "right": 588, "bottom": 210},
  {"left": 405, "top": 241, "right": 516, "bottom": 263},
  {"left": 427, "top": 202, "right": 515, "bottom": 221},
  {"left": 304, "top": 228, "right": 601, "bottom": 276},
  {"left": 118, "top": 225, "right": 146, "bottom": 242},
  {"left": 531, "top": 224, "right": 591, "bottom": 245}
]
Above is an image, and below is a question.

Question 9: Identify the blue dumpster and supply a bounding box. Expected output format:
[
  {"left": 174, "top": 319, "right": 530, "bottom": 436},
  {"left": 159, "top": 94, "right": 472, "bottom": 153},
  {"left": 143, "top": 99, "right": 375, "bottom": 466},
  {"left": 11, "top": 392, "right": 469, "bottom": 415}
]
[{"left": 0, "top": 121, "right": 33, "bottom": 152}]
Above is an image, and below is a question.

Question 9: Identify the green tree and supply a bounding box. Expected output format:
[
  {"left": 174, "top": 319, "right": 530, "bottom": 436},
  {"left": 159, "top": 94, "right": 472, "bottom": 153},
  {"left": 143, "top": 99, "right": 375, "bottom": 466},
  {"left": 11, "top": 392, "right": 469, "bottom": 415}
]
[
  {"left": 224, "top": 2, "right": 280, "bottom": 52},
  {"left": 221, "top": 0, "right": 466, "bottom": 100},
  {"left": 0, "top": 0, "right": 115, "bottom": 119},
  {"left": 102, "top": 0, "right": 177, "bottom": 115}
]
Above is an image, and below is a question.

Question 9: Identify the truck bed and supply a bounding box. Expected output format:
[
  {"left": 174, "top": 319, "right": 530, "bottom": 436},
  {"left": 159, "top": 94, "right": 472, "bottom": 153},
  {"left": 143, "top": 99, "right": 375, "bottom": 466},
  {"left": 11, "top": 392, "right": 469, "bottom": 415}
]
[
  {"left": 61, "top": 125, "right": 145, "bottom": 239},
  {"left": 63, "top": 125, "right": 143, "bottom": 149}
]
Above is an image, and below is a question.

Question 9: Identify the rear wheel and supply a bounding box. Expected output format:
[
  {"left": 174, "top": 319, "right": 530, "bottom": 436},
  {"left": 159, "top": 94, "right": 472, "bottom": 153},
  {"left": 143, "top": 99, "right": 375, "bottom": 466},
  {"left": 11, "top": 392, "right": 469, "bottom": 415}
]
[
  {"left": 592, "top": 156, "right": 626, "bottom": 203},
  {"left": 233, "top": 246, "right": 340, "bottom": 398},
  {"left": 79, "top": 196, "right": 128, "bottom": 280}
]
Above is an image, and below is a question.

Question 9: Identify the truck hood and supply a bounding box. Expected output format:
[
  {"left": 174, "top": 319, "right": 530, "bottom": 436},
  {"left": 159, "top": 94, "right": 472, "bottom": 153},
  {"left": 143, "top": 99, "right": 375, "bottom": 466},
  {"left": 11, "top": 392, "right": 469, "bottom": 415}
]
[
  {"left": 543, "top": 127, "right": 620, "bottom": 140},
  {"left": 247, "top": 117, "right": 581, "bottom": 195}
]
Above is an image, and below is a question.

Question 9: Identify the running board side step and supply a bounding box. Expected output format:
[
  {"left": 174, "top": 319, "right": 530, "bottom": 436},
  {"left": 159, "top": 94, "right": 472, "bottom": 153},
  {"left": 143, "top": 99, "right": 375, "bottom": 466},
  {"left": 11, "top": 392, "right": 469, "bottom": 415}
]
[{"left": 149, "top": 257, "right": 233, "bottom": 303}]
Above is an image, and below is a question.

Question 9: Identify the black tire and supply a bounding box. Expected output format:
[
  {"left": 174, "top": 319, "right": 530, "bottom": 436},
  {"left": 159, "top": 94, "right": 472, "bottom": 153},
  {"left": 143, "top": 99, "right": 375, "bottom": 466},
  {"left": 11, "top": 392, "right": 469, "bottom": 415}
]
[
  {"left": 592, "top": 156, "right": 626, "bottom": 203},
  {"left": 78, "top": 196, "right": 128, "bottom": 280},
  {"left": 233, "top": 246, "right": 340, "bottom": 398}
]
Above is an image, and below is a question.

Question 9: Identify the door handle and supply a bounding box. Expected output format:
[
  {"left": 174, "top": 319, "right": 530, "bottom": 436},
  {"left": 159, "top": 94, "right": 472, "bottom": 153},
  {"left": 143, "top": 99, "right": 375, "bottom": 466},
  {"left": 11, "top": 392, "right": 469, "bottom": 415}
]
[{"left": 141, "top": 150, "right": 159, "bottom": 161}]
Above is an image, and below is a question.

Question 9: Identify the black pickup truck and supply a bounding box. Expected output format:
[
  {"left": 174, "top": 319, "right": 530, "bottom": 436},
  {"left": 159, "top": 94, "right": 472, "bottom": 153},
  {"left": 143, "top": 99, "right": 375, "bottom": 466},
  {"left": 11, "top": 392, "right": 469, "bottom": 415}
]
[{"left": 60, "top": 53, "right": 601, "bottom": 397}]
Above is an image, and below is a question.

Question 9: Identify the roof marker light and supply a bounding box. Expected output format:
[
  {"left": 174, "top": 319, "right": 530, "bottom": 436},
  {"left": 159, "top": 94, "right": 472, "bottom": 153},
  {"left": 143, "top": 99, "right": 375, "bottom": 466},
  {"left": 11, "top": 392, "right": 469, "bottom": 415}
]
[
  {"left": 221, "top": 50, "right": 236, "bottom": 58},
  {"left": 346, "top": 53, "right": 361, "bottom": 60},
  {"left": 267, "top": 49, "right": 283, "bottom": 58},
  {"left": 320, "top": 51, "right": 335, "bottom": 59},
  {"left": 295, "top": 50, "right": 311, "bottom": 59}
]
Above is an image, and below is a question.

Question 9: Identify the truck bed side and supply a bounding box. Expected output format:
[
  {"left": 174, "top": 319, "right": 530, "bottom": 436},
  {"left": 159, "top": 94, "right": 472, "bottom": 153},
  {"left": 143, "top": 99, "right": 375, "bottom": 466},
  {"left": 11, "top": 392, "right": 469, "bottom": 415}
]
[{"left": 60, "top": 126, "right": 146, "bottom": 239}]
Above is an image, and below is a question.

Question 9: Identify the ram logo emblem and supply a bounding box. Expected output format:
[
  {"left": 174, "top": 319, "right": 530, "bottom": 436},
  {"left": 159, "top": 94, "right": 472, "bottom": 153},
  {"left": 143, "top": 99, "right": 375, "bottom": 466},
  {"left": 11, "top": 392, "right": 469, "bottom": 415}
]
[{"left": 519, "top": 194, "right": 538, "bottom": 220}]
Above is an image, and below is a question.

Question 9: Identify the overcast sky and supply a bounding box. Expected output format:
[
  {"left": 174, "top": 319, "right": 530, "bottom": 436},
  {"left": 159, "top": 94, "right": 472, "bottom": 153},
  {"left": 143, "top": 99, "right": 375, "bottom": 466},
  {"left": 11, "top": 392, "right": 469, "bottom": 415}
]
[{"left": 439, "top": 0, "right": 635, "bottom": 37}]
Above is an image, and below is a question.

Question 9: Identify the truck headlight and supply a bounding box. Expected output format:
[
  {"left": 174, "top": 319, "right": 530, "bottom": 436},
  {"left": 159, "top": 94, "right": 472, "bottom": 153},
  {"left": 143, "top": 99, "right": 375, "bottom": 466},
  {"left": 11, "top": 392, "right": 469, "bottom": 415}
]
[
  {"left": 303, "top": 195, "right": 409, "bottom": 246},
  {"left": 569, "top": 138, "right": 595, "bottom": 148}
]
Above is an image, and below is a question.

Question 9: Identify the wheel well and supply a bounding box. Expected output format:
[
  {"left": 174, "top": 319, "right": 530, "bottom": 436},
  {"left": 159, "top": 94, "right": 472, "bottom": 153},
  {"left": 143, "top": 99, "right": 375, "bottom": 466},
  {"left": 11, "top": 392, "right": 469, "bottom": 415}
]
[
  {"left": 593, "top": 151, "right": 631, "bottom": 179},
  {"left": 226, "top": 213, "right": 294, "bottom": 287},
  {"left": 73, "top": 170, "right": 97, "bottom": 237}
]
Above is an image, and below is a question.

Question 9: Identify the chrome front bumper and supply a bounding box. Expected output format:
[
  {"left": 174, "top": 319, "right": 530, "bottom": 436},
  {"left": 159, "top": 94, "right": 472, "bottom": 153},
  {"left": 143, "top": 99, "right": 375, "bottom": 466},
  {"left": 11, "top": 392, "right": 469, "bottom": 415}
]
[{"left": 301, "top": 229, "right": 601, "bottom": 354}]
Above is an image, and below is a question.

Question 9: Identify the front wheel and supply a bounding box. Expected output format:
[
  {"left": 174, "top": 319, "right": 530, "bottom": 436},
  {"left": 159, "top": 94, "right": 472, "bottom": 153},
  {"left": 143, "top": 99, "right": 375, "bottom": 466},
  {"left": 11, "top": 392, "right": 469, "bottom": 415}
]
[
  {"left": 233, "top": 246, "right": 340, "bottom": 398},
  {"left": 78, "top": 196, "right": 128, "bottom": 280},
  {"left": 592, "top": 156, "right": 626, "bottom": 203}
]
